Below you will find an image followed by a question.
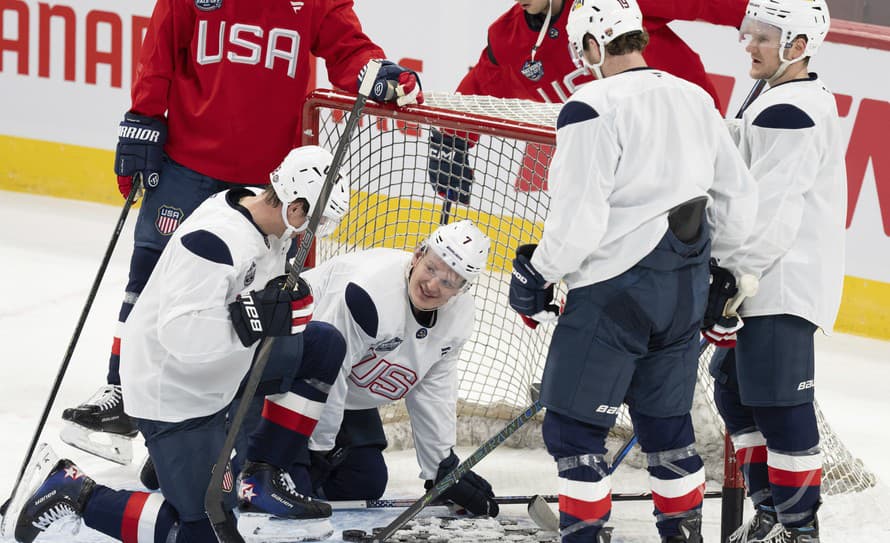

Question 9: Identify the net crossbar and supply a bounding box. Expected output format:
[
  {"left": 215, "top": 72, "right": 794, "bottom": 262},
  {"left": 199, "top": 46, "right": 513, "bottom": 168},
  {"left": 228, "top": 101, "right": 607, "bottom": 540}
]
[{"left": 302, "top": 90, "right": 875, "bottom": 494}]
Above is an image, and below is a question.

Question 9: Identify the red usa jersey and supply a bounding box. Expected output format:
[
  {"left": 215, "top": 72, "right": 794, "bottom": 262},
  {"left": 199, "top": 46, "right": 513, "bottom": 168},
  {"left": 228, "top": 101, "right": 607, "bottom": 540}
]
[
  {"left": 132, "top": 0, "right": 384, "bottom": 185},
  {"left": 304, "top": 249, "right": 475, "bottom": 479},
  {"left": 457, "top": 0, "right": 746, "bottom": 108}
]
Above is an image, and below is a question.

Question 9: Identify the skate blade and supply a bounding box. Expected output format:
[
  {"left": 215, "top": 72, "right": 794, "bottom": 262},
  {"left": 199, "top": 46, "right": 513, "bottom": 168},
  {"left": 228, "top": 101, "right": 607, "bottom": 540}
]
[
  {"left": 60, "top": 422, "right": 133, "bottom": 465},
  {"left": 238, "top": 515, "right": 334, "bottom": 542},
  {"left": 0, "top": 443, "right": 59, "bottom": 537}
]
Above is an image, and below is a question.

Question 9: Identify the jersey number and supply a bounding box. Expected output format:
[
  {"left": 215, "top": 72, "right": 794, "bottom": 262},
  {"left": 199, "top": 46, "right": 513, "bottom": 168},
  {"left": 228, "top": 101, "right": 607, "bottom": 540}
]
[{"left": 350, "top": 351, "right": 418, "bottom": 400}]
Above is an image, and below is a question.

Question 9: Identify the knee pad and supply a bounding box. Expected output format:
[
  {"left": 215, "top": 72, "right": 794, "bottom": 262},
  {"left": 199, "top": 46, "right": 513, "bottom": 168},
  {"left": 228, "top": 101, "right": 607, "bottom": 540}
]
[
  {"left": 542, "top": 410, "right": 609, "bottom": 459},
  {"left": 126, "top": 246, "right": 162, "bottom": 294},
  {"left": 753, "top": 404, "right": 819, "bottom": 451},
  {"left": 322, "top": 446, "right": 388, "bottom": 500},
  {"left": 300, "top": 321, "right": 346, "bottom": 384}
]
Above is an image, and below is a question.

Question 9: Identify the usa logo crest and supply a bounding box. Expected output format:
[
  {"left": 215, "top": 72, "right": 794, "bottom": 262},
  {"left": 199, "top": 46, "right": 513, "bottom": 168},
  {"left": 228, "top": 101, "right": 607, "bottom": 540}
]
[
  {"left": 416, "top": 328, "right": 428, "bottom": 339},
  {"left": 222, "top": 462, "right": 234, "bottom": 492},
  {"left": 195, "top": 0, "right": 223, "bottom": 11},
  {"left": 156, "top": 205, "right": 184, "bottom": 235}
]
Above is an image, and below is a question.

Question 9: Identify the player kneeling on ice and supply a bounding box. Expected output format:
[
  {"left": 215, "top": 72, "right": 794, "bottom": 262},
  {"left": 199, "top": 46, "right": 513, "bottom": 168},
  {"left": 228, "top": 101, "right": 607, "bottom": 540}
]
[
  {"left": 298, "top": 220, "right": 499, "bottom": 517},
  {"left": 508, "top": 0, "right": 757, "bottom": 542},
  {"left": 9, "top": 146, "right": 351, "bottom": 543}
]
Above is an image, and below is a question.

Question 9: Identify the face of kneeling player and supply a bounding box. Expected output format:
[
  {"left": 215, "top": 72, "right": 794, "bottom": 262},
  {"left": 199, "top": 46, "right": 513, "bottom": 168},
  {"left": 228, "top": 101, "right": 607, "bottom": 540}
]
[{"left": 408, "top": 249, "right": 466, "bottom": 311}]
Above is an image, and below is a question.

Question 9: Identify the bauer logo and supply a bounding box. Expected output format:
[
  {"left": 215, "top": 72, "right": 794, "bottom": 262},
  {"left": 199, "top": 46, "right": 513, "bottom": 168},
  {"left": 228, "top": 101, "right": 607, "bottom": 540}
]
[
  {"left": 195, "top": 0, "right": 223, "bottom": 11},
  {"left": 156, "top": 205, "right": 184, "bottom": 235},
  {"left": 372, "top": 337, "right": 403, "bottom": 352},
  {"left": 595, "top": 404, "right": 620, "bottom": 415}
]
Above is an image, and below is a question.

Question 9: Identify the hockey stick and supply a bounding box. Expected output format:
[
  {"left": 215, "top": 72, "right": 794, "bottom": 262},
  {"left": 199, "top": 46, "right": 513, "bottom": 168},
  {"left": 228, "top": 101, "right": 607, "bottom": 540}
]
[
  {"left": 369, "top": 400, "right": 543, "bottom": 542},
  {"left": 204, "top": 62, "right": 382, "bottom": 543},
  {"left": 329, "top": 489, "right": 724, "bottom": 511},
  {"left": 735, "top": 79, "right": 767, "bottom": 119},
  {"left": 4, "top": 180, "right": 141, "bottom": 514}
]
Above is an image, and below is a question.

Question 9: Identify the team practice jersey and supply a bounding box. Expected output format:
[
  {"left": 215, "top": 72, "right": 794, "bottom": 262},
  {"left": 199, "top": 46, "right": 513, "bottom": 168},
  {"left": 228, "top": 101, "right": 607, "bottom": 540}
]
[
  {"left": 133, "top": 0, "right": 384, "bottom": 184},
  {"left": 721, "top": 75, "right": 846, "bottom": 331},
  {"left": 304, "top": 249, "right": 475, "bottom": 479},
  {"left": 121, "top": 189, "right": 289, "bottom": 421},
  {"left": 531, "top": 68, "right": 758, "bottom": 289},
  {"left": 457, "top": 0, "right": 745, "bottom": 107}
]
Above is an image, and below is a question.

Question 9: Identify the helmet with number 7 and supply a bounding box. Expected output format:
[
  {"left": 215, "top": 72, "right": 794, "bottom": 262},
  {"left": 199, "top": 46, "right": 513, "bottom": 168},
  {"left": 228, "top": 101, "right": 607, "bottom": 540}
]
[
  {"left": 270, "top": 145, "right": 350, "bottom": 240},
  {"left": 426, "top": 220, "right": 490, "bottom": 286},
  {"left": 566, "top": 0, "right": 643, "bottom": 78},
  {"left": 743, "top": 0, "right": 830, "bottom": 58}
]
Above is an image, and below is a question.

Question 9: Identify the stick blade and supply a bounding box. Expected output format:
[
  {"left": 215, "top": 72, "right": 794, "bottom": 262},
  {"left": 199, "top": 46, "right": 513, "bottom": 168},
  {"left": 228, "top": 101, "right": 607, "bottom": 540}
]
[{"left": 527, "top": 494, "right": 559, "bottom": 533}]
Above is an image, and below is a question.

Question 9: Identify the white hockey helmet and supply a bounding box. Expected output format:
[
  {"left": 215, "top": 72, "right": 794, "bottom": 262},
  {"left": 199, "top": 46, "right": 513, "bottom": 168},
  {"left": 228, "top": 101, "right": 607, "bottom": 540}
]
[
  {"left": 566, "top": 0, "right": 643, "bottom": 77},
  {"left": 425, "top": 220, "right": 490, "bottom": 286},
  {"left": 741, "top": 0, "right": 830, "bottom": 78},
  {"left": 270, "top": 145, "right": 350, "bottom": 239}
]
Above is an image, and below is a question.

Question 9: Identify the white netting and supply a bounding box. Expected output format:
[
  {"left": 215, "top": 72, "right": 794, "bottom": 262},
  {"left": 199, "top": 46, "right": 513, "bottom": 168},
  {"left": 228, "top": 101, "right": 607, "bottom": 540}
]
[{"left": 305, "top": 91, "right": 875, "bottom": 495}]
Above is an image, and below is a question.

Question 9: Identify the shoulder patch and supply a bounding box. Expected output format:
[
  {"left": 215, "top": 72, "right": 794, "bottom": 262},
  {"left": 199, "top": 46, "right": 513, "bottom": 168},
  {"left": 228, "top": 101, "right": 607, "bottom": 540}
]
[
  {"left": 752, "top": 104, "right": 815, "bottom": 130},
  {"left": 557, "top": 101, "right": 599, "bottom": 129},
  {"left": 180, "top": 230, "right": 233, "bottom": 266},
  {"left": 345, "top": 282, "right": 379, "bottom": 338}
]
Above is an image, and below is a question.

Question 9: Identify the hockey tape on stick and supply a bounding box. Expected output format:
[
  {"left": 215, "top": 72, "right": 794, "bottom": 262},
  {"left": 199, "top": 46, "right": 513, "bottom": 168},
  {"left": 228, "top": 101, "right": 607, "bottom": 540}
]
[
  {"left": 724, "top": 274, "right": 758, "bottom": 317},
  {"left": 204, "top": 62, "right": 383, "bottom": 543}
]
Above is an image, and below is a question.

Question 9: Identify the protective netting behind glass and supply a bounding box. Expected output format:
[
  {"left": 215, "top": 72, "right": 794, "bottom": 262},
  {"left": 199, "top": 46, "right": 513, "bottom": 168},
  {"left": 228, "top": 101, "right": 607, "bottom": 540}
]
[{"left": 303, "top": 90, "right": 875, "bottom": 494}]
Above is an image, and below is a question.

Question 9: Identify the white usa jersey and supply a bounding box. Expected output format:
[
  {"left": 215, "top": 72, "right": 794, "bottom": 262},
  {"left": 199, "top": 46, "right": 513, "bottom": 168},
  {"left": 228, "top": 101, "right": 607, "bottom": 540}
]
[
  {"left": 530, "top": 68, "right": 758, "bottom": 289},
  {"left": 121, "top": 189, "right": 290, "bottom": 422},
  {"left": 304, "top": 248, "right": 475, "bottom": 479},
  {"left": 720, "top": 74, "right": 846, "bottom": 331}
]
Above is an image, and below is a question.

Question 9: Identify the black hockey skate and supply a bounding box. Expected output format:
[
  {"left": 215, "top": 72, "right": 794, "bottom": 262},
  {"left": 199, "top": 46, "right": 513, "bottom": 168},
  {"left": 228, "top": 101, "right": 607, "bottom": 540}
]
[
  {"left": 754, "top": 518, "right": 819, "bottom": 543},
  {"left": 14, "top": 459, "right": 95, "bottom": 543},
  {"left": 60, "top": 384, "right": 138, "bottom": 465},
  {"left": 238, "top": 461, "right": 331, "bottom": 519},
  {"left": 727, "top": 507, "right": 778, "bottom": 542},
  {"left": 663, "top": 513, "right": 703, "bottom": 543}
]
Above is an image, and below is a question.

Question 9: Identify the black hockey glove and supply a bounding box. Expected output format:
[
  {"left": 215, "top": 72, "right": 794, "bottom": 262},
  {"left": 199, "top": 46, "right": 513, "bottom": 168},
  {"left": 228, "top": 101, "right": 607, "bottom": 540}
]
[
  {"left": 701, "top": 260, "right": 743, "bottom": 348},
  {"left": 425, "top": 450, "right": 499, "bottom": 517},
  {"left": 427, "top": 129, "right": 474, "bottom": 205},
  {"left": 228, "top": 275, "right": 313, "bottom": 347},
  {"left": 114, "top": 111, "right": 167, "bottom": 198},
  {"left": 308, "top": 447, "right": 350, "bottom": 493},
  {"left": 509, "top": 244, "right": 559, "bottom": 329}
]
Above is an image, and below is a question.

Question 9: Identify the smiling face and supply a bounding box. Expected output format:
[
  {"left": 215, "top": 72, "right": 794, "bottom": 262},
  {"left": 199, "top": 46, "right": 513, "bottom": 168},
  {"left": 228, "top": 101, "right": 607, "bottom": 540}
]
[{"left": 407, "top": 249, "right": 466, "bottom": 311}]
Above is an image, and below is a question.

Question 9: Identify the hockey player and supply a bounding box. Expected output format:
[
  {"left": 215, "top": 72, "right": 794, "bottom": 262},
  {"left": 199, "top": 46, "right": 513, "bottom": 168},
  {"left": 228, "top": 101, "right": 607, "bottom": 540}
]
[
  {"left": 301, "top": 220, "right": 500, "bottom": 517},
  {"left": 508, "top": 0, "right": 758, "bottom": 541},
  {"left": 12, "top": 146, "right": 351, "bottom": 543},
  {"left": 61, "top": 0, "right": 423, "bottom": 465},
  {"left": 708, "top": 1, "right": 843, "bottom": 541},
  {"left": 428, "top": 0, "right": 747, "bottom": 205}
]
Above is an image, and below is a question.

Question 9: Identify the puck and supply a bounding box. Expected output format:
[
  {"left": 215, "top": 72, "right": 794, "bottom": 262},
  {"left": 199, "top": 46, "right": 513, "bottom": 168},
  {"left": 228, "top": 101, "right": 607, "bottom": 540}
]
[{"left": 343, "top": 529, "right": 367, "bottom": 542}]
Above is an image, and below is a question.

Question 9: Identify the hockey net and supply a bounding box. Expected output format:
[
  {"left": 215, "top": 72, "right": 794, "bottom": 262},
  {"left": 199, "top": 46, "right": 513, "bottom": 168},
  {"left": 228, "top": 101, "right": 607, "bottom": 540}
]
[{"left": 302, "top": 90, "right": 875, "bottom": 495}]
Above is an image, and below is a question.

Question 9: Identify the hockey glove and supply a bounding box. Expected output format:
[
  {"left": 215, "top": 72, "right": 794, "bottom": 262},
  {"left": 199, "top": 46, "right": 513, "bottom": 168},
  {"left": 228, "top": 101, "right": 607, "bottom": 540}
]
[
  {"left": 509, "top": 244, "right": 559, "bottom": 329},
  {"left": 702, "top": 260, "right": 743, "bottom": 348},
  {"left": 228, "top": 276, "right": 314, "bottom": 347},
  {"left": 308, "top": 447, "right": 350, "bottom": 492},
  {"left": 425, "top": 450, "right": 499, "bottom": 517},
  {"left": 427, "top": 129, "right": 474, "bottom": 205},
  {"left": 114, "top": 111, "right": 167, "bottom": 198},
  {"left": 360, "top": 59, "right": 424, "bottom": 106}
]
